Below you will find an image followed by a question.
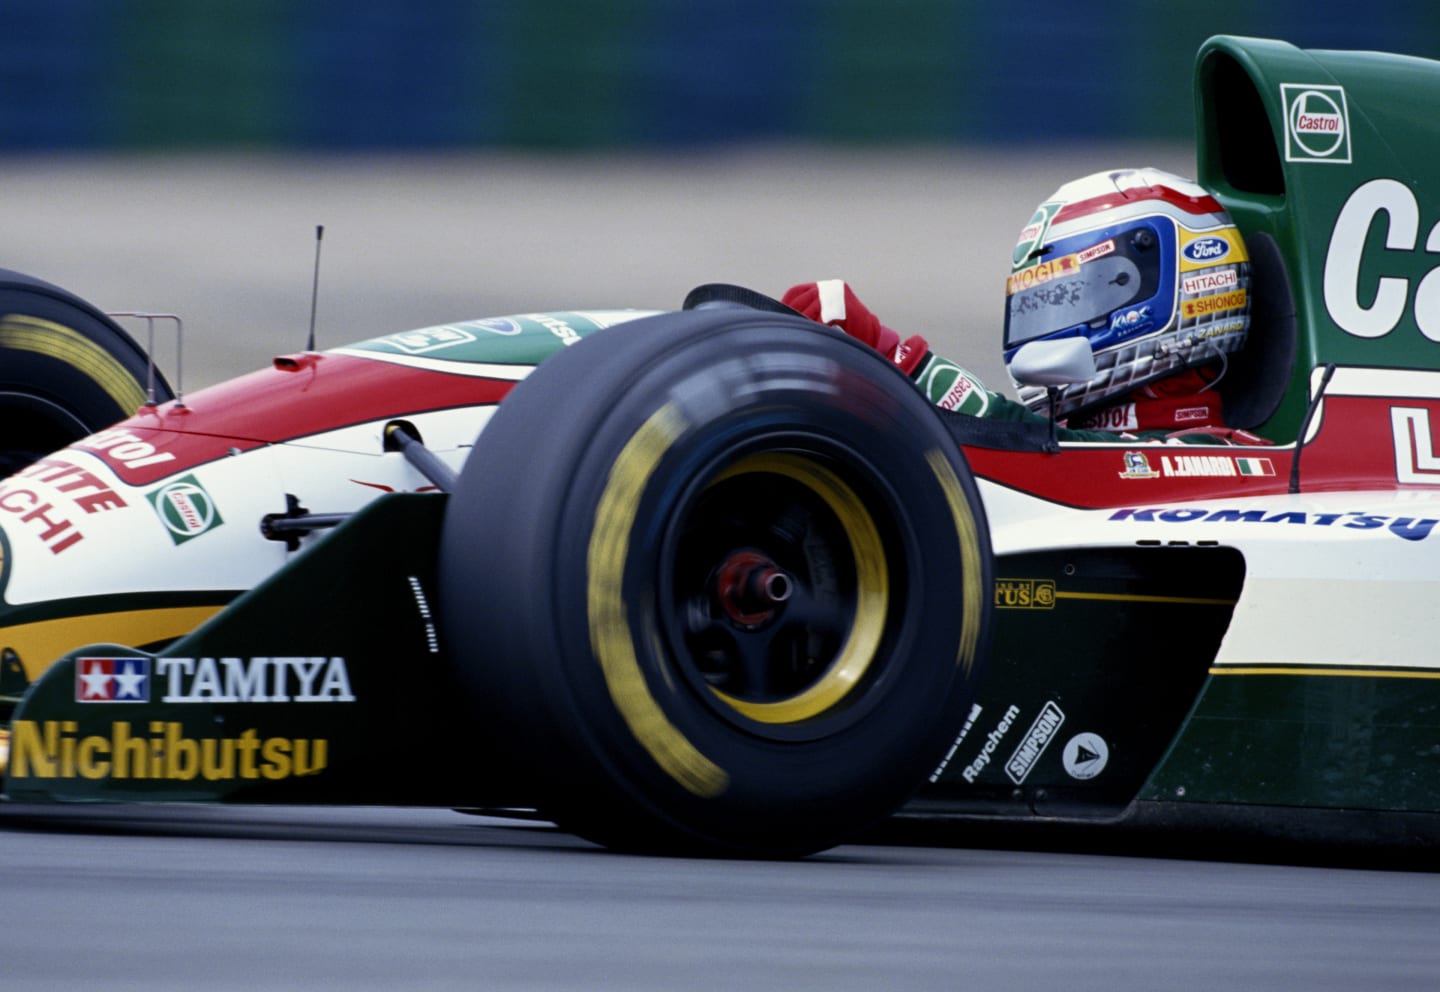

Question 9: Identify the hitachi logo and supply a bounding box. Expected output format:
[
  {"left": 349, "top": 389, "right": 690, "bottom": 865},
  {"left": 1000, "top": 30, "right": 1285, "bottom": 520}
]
[
  {"left": 156, "top": 656, "right": 356, "bottom": 703},
  {"left": 8, "top": 720, "right": 328, "bottom": 781}
]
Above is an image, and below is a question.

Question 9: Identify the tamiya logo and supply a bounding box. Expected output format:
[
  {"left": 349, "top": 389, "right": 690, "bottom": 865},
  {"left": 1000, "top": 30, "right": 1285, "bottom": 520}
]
[
  {"left": 1182, "top": 237, "right": 1230, "bottom": 264},
  {"left": 76, "top": 657, "right": 150, "bottom": 703},
  {"left": 1282, "top": 84, "right": 1351, "bottom": 163},
  {"left": 147, "top": 475, "right": 224, "bottom": 545}
]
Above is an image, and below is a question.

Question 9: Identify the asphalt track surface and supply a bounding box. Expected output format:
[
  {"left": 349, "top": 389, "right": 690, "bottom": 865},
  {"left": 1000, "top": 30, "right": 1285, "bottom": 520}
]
[
  {"left": 4, "top": 152, "right": 1439, "bottom": 988},
  {"left": 2, "top": 804, "right": 1439, "bottom": 991}
]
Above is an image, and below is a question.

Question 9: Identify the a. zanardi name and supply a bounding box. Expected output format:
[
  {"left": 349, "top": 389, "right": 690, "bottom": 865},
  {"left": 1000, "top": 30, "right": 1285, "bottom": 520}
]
[{"left": 1109, "top": 507, "right": 1438, "bottom": 541}]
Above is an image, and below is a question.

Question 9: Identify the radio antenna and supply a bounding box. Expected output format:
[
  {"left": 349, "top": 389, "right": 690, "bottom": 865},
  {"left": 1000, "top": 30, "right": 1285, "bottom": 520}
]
[{"left": 307, "top": 224, "right": 324, "bottom": 352}]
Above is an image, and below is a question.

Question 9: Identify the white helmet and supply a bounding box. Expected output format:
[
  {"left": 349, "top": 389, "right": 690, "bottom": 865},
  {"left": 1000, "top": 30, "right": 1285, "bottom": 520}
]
[{"left": 1003, "top": 168, "right": 1251, "bottom": 417}]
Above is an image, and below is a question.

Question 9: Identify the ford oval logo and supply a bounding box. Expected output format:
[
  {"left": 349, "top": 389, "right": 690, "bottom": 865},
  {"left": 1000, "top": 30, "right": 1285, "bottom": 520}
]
[{"left": 1183, "top": 237, "right": 1230, "bottom": 263}]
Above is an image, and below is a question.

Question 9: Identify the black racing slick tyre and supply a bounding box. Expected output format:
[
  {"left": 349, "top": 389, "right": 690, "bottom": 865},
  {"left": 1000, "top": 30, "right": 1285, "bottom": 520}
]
[
  {"left": 0, "top": 269, "right": 170, "bottom": 477},
  {"left": 438, "top": 310, "right": 992, "bottom": 857}
]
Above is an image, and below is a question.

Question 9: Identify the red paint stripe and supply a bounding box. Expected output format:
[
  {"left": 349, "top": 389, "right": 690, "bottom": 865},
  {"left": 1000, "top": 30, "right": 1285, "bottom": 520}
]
[
  {"left": 1053, "top": 187, "right": 1225, "bottom": 226},
  {"left": 99, "top": 353, "right": 517, "bottom": 486}
]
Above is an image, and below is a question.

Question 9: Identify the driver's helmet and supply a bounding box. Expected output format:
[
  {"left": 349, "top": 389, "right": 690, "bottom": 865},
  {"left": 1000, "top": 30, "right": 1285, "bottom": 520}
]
[{"left": 1003, "top": 168, "right": 1251, "bottom": 418}]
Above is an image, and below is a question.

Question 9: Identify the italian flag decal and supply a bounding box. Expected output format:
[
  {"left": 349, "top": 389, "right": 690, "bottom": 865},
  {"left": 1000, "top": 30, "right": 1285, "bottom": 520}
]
[{"left": 1236, "top": 457, "right": 1275, "bottom": 477}]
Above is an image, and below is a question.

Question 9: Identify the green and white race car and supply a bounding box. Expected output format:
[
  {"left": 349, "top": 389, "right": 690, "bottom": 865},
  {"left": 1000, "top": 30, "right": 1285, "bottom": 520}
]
[{"left": 0, "top": 35, "right": 1437, "bottom": 856}]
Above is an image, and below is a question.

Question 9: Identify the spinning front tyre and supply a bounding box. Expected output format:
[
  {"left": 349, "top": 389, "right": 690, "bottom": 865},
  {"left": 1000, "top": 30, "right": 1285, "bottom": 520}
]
[{"left": 439, "top": 309, "right": 992, "bottom": 856}]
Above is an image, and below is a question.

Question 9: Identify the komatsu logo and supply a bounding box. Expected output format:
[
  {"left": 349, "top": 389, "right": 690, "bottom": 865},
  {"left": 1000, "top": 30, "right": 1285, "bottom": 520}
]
[{"left": 8, "top": 720, "right": 328, "bottom": 782}]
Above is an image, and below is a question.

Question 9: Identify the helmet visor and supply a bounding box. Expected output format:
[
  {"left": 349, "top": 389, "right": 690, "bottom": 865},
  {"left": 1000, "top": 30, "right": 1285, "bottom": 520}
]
[{"left": 1003, "top": 218, "right": 1172, "bottom": 350}]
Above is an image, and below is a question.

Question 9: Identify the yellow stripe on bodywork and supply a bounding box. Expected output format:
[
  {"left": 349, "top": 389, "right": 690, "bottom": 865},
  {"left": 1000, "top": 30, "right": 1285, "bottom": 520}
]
[
  {"left": 587, "top": 403, "right": 728, "bottom": 799},
  {"left": 0, "top": 314, "right": 148, "bottom": 413},
  {"left": 1210, "top": 666, "right": 1440, "bottom": 680},
  {"left": 4, "top": 605, "right": 224, "bottom": 680},
  {"left": 925, "top": 449, "right": 985, "bottom": 675}
]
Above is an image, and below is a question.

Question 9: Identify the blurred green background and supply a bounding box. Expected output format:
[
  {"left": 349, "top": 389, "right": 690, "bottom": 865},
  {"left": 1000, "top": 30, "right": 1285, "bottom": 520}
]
[{"left": 4, "top": 0, "right": 1438, "bottom": 151}]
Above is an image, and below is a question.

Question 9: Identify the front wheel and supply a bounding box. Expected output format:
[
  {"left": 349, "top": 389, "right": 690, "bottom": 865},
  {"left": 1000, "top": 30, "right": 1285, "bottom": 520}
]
[
  {"left": 0, "top": 269, "right": 171, "bottom": 476},
  {"left": 438, "top": 310, "right": 991, "bottom": 856}
]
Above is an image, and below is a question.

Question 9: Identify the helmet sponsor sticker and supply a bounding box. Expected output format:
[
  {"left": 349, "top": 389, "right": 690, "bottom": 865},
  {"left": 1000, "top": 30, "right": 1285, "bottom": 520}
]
[
  {"left": 1181, "top": 288, "right": 1247, "bottom": 319},
  {"left": 1012, "top": 201, "right": 1064, "bottom": 269},
  {"left": 1281, "top": 83, "right": 1351, "bottom": 163},
  {"left": 147, "top": 475, "right": 224, "bottom": 545},
  {"left": 1182, "top": 270, "right": 1238, "bottom": 295},
  {"left": 1181, "top": 237, "right": 1230, "bottom": 264},
  {"left": 1005, "top": 252, "right": 1079, "bottom": 295}
]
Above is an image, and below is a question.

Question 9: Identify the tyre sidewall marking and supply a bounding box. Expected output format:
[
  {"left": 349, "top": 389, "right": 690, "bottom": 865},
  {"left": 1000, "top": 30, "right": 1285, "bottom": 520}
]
[
  {"left": 0, "top": 314, "right": 149, "bottom": 412},
  {"left": 924, "top": 448, "right": 986, "bottom": 674},
  {"left": 586, "top": 401, "right": 729, "bottom": 799}
]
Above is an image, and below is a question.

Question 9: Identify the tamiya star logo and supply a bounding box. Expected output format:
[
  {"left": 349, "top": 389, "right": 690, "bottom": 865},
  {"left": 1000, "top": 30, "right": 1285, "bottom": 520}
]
[{"left": 76, "top": 656, "right": 151, "bottom": 703}]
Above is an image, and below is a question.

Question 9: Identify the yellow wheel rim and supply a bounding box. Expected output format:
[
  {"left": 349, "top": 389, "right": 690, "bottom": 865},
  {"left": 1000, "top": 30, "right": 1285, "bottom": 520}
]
[{"left": 705, "top": 452, "right": 889, "bottom": 724}]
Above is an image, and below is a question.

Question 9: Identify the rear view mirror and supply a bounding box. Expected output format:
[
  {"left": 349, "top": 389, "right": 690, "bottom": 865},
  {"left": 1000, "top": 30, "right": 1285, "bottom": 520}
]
[{"left": 1009, "top": 337, "right": 1096, "bottom": 388}]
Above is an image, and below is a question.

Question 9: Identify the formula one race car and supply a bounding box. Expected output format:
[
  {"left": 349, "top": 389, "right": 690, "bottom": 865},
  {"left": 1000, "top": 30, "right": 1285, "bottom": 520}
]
[{"left": 1, "top": 35, "right": 1439, "bottom": 856}]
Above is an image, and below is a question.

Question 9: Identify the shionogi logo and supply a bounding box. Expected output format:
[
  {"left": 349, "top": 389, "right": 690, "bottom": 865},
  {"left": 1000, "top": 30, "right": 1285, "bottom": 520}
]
[
  {"left": 147, "top": 475, "right": 223, "bottom": 544},
  {"left": 76, "top": 657, "right": 150, "bottom": 703}
]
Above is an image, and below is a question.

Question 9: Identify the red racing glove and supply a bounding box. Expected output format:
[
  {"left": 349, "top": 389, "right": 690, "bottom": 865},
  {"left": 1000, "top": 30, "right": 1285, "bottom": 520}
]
[{"left": 782, "top": 280, "right": 928, "bottom": 376}]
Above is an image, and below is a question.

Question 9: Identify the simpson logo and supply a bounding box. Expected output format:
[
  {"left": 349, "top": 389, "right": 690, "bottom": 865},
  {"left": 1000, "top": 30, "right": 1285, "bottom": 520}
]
[
  {"left": 76, "top": 657, "right": 150, "bottom": 703},
  {"left": 995, "top": 578, "right": 1056, "bottom": 609},
  {"left": 1182, "top": 270, "right": 1238, "bottom": 295},
  {"left": 1077, "top": 239, "right": 1115, "bottom": 264},
  {"left": 8, "top": 720, "right": 328, "bottom": 782},
  {"left": 1282, "top": 83, "right": 1351, "bottom": 163},
  {"left": 383, "top": 325, "right": 479, "bottom": 354},
  {"left": 1005, "top": 700, "right": 1065, "bottom": 784},
  {"left": 147, "top": 475, "right": 223, "bottom": 545}
]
